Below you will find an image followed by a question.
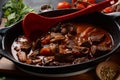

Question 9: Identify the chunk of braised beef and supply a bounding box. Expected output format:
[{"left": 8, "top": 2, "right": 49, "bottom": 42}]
[
  {"left": 58, "top": 44, "right": 73, "bottom": 54},
  {"left": 97, "top": 44, "right": 112, "bottom": 51},
  {"left": 14, "top": 46, "right": 20, "bottom": 52},
  {"left": 72, "top": 46, "right": 80, "bottom": 54},
  {"left": 60, "top": 23, "right": 76, "bottom": 35},
  {"left": 101, "top": 34, "right": 113, "bottom": 48},
  {"left": 90, "top": 45, "right": 97, "bottom": 55},
  {"left": 14, "top": 36, "right": 31, "bottom": 54},
  {"left": 79, "top": 39, "right": 91, "bottom": 47},
  {"left": 50, "top": 32, "right": 65, "bottom": 42},
  {"left": 17, "top": 36, "right": 31, "bottom": 50},
  {"left": 67, "top": 25, "right": 75, "bottom": 34},
  {"left": 79, "top": 47, "right": 89, "bottom": 54},
  {"left": 21, "top": 48, "right": 31, "bottom": 54},
  {"left": 42, "top": 56, "right": 55, "bottom": 65},
  {"left": 88, "top": 31, "right": 105, "bottom": 45},
  {"left": 48, "top": 61, "right": 60, "bottom": 66},
  {"left": 32, "top": 58, "right": 42, "bottom": 64},
  {"left": 17, "top": 40, "right": 31, "bottom": 54},
  {"left": 26, "top": 56, "right": 55, "bottom": 66},
  {"left": 26, "top": 57, "right": 43, "bottom": 65},
  {"left": 41, "top": 34, "right": 51, "bottom": 44},
  {"left": 90, "top": 44, "right": 112, "bottom": 57},
  {"left": 49, "top": 43, "right": 59, "bottom": 53},
  {"left": 32, "top": 39, "right": 42, "bottom": 50},
  {"left": 72, "top": 57, "right": 89, "bottom": 64},
  {"left": 26, "top": 58, "right": 32, "bottom": 64},
  {"left": 35, "top": 56, "right": 55, "bottom": 66},
  {"left": 17, "top": 51, "right": 27, "bottom": 62},
  {"left": 61, "top": 27, "right": 67, "bottom": 34},
  {"left": 76, "top": 35, "right": 91, "bottom": 47},
  {"left": 72, "top": 46, "right": 89, "bottom": 55},
  {"left": 55, "top": 53, "right": 76, "bottom": 62},
  {"left": 64, "top": 34, "right": 75, "bottom": 45},
  {"left": 76, "top": 26, "right": 95, "bottom": 47},
  {"left": 76, "top": 25, "right": 87, "bottom": 34},
  {"left": 65, "top": 49, "right": 73, "bottom": 54},
  {"left": 96, "top": 34, "right": 113, "bottom": 52},
  {"left": 80, "top": 26, "right": 95, "bottom": 38},
  {"left": 49, "top": 61, "right": 60, "bottom": 66},
  {"left": 67, "top": 33, "right": 75, "bottom": 38},
  {"left": 51, "top": 23, "right": 61, "bottom": 32},
  {"left": 57, "top": 62, "right": 71, "bottom": 66},
  {"left": 29, "top": 49, "right": 39, "bottom": 58},
  {"left": 20, "top": 41, "right": 31, "bottom": 50},
  {"left": 58, "top": 45, "right": 66, "bottom": 54},
  {"left": 66, "top": 40, "right": 76, "bottom": 49}
]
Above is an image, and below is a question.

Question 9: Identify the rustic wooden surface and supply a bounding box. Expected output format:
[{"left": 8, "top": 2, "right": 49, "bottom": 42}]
[{"left": 0, "top": 50, "right": 120, "bottom": 80}]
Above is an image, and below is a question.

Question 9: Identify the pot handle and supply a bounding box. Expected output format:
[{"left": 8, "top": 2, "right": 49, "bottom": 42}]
[
  {"left": 106, "top": 12, "right": 120, "bottom": 20},
  {"left": 0, "top": 27, "right": 10, "bottom": 59},
  {"left": 106, "top": 12, "right": 120, "bottom": 26},
  {"left": 0, "top": 27, "right": 10, "bottom": 49},
  {"left": 0, "top": 49, "right": 14, "bottom": 61},
  {"left": 0, "top": 27, "right": 10, "bottom": 37}
]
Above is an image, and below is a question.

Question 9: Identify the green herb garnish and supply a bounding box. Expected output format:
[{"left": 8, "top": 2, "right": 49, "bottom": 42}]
[
  {"left": 0, "top": 77, "right": 6, "bottom": 80},
  {"left": 2, "top": 0, "right": 34, "bottom": 27}
]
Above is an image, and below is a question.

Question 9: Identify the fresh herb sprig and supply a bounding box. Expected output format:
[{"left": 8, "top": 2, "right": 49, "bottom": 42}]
[
  {"left": 2, "top": 0, "right": 34, "bottom": 27},
  {"left": 0, "top": 77, "right": 6, "bottom": 80}
]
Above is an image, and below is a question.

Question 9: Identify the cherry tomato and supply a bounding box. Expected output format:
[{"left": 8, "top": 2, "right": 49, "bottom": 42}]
[
  {"left": 73, "top": 1, "right": 89, "bottom": 8},
  {"left": 76, "top": 3, "right": 85, "bottom": 9},
  {"left": 83, "top": 0, "right": 95, "bottom": 4},
  {"left": 102, "top": 7, "right": 114, "bottom": 13},
  {"left": 72, "top": 0, "right": 77, "bottom": 4},
  {"left": 57, "top": 1, "right": 71, "bottom": 9},
  {"left": 87, "top": 3, "right": 96, "bottom": 8}
]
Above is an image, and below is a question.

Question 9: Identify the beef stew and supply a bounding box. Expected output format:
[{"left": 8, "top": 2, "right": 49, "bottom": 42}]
[{"left": 11, "top": 22, "right": 114, "bottom": 66}]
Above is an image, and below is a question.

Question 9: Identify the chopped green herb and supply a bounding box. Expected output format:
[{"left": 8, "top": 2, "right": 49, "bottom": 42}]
[
  {"left": 100, "top": 66, "right": 119, "bottom": 80},
  {"left": 0, "top": 77, "right": 6, "bottom": 80},
  {"left": 2, "top": 0, "right": 34, "bottom": 27}
]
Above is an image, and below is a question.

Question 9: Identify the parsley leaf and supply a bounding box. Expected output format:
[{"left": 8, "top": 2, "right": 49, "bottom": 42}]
[{"left": 2, "top": 0, "right": 34, "bottom": 27}]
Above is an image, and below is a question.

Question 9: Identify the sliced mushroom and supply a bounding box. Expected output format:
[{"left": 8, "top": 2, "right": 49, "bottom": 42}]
[
  {"left": 17, "top": 51, "right": 27, "bottom": 62},
  {"left": 50, "top": 32, "right": 65, "bottom": 42}
]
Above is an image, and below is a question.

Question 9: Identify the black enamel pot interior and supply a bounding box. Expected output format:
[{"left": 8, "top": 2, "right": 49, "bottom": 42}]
[{"left": 0, "top": 9, "right": 120, "bottom": 77}]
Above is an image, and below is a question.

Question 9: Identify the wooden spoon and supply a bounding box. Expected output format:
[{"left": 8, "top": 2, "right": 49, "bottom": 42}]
[{"left": 22, "top": 0, "right": 118, "bottom": 42}]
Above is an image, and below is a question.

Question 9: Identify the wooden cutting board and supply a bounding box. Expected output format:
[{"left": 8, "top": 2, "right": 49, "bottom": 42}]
[{"left": 0, "top": 50, "right": 120, "bottom": 80}]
